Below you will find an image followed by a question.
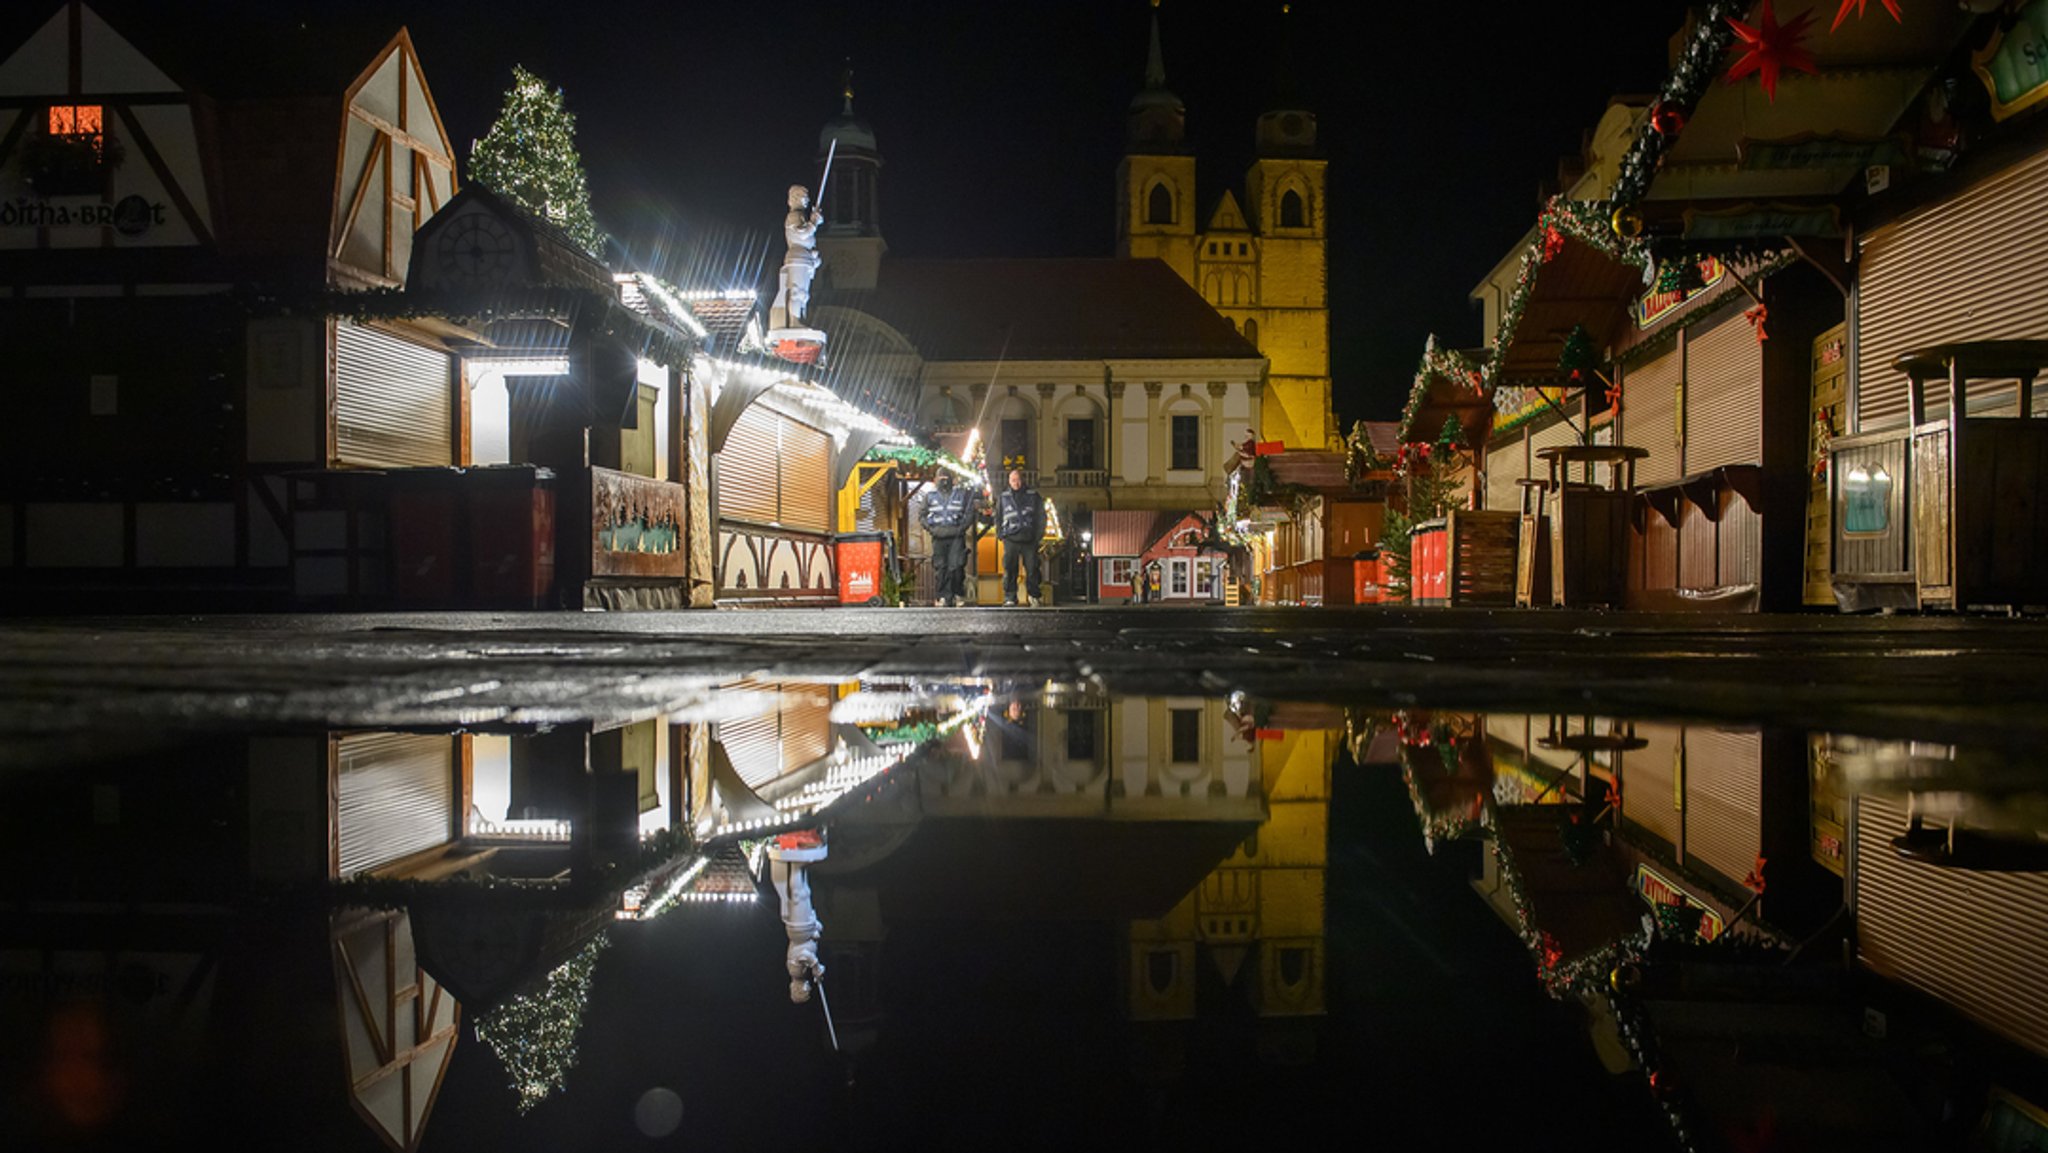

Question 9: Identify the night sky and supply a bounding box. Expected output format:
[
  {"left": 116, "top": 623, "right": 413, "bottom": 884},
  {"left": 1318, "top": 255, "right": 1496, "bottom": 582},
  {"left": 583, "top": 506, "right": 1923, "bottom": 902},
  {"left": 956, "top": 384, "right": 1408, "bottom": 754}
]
[{"left": 8, "top": 0, "right": 1681, "bottom": 422}]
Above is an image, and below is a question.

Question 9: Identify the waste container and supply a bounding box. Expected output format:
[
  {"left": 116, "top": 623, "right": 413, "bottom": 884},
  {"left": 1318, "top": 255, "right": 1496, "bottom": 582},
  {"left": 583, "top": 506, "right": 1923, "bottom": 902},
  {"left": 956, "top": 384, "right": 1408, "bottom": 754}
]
[
  {"left": 833, "top": 530, "right": 893, "bottom": 606},
  {"left": 468, "top": 465, "right": 556, "bottom": 608},
  {"left": 387, "top": 468, "right": 463, "bottom": 605}
]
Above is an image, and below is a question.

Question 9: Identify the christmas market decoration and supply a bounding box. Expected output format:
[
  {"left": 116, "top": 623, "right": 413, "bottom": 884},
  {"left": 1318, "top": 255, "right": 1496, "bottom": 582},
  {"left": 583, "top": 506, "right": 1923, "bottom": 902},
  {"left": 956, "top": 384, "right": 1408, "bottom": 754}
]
[
  {"left": 474, "top": 933, "right": 610, "bottom": 1113},
  {"left": 1648, "top": 102, "right": 1687, "bottom": 137},
  {"left": 1610, "top": 204, "right": 1645, "bottom": 240},
  {"left": 1724, "top": 0, "right": 1819, "bottom": 103},
  {"left": 1540, "top": 225, "right": 1566, "bottom": 263},
  {"left": 1612, "top": 0, "right": 1746, "bottom": 206},
  {"left": 1831, "top": 0, "right": 1903, "bottom": 31},
  {"left": 1557, "top": 324, "right": 1599, "bottom": 382},
  {"left": 471, "top": 65, "right": 607, "bottom": 256},
  {"left": 1654, "top": 256, "right": 1708, "bottom": 295}
]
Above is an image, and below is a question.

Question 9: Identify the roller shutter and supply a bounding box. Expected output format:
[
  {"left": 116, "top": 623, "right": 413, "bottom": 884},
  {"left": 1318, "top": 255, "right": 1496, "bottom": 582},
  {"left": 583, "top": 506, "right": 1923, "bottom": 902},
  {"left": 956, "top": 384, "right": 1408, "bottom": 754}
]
[
  {"left": 1681, "top": 727, "right": 1762, "bottom": 887},
  {"left": 779, "top": 417, "right": 833, "bottom": 534},
  {"left": 336, "top": 733, "right": 454, "bottom": 875},
  {"left": 1619, "top": 722, "right": 1683, "bottom": 850},
  {"left": 1623, "top": 348, "right": 1683, "bottom": 486},
  {"left": 1856, "top": 149, "right": 2048, "bottom": 430},
  {"left": 1683, "top": 311, "right": 1764, "bottom": 473},
  {"left": 1856, "top": 793, "right": 2048, "bottom": 1058},
  {"left": 1486, "top": 432, "right": 1526, "bottom": 513},
  {"left": 719, "top": 405, "right": 782, "bottom": 526},
  {"left": 716, "top": 405, "right": 832, "bottom": 532},
  {"left": 715, "top": 711, "right": 784, "bottom": 791},
  {"left": 335, "top": 322, "right": 452, "bottom": 468},
  {"left": 1528, "top": 405, "right": 1581, "bottom": 486}
]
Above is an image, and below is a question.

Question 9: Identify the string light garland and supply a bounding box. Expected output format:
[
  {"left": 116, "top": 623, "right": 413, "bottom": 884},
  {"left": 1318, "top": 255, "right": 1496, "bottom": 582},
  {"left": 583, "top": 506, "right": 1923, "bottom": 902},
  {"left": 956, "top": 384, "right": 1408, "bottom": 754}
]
[{"left": 474, "top": 933, "right": 610, "bottom": 1113}]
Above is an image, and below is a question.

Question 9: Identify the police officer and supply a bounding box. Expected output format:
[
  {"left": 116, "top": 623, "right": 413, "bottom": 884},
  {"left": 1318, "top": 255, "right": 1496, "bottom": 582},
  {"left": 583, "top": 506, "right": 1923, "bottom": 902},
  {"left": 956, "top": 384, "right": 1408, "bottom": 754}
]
[
  {"left": 920, "top": 472, "right": 977, "bottom": 607},
  {"left": 995, "top": 469, "right": 1047, "bottom": 606}
]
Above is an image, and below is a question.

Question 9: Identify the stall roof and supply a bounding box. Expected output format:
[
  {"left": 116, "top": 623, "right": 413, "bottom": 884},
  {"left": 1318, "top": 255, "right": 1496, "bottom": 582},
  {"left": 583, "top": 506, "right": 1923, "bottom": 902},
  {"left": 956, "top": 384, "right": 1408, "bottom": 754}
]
[
  {"left": 827, "top": 259, "right": 1262, "bottom": 363},
  {"left": 1092, "top": 510, "right": 1175, "bottom": 557}
]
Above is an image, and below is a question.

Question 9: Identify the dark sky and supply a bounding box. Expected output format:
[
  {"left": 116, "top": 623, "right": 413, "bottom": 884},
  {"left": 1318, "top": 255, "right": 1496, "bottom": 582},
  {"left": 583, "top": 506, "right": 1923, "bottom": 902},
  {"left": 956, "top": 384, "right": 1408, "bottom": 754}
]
[{"left": 12, "top": 0, "right": 1682, "bottom": 422}]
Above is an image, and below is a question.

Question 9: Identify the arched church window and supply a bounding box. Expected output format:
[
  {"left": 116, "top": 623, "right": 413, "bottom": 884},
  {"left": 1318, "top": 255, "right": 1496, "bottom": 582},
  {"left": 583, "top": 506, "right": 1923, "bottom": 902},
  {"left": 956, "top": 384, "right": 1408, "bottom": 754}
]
[
  {"left": 1280, "top": 189, "right": 1306, "bottom": 229},
  {"left": 1243, "top": 318, "right": 1259, "bottom": 349},
  {"left": 1147, "top": 182, "right": 1174, "bottom": 225}
]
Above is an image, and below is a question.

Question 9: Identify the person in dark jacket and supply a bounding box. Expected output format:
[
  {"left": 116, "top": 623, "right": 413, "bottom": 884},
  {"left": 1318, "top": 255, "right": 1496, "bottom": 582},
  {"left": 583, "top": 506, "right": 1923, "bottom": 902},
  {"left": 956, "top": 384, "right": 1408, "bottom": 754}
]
[
  {"left": 994, "top": 469, "right": 1046, "bottom": 606},
  {"left": 920, "top": 472, "right": 978, "bottom": 607}
]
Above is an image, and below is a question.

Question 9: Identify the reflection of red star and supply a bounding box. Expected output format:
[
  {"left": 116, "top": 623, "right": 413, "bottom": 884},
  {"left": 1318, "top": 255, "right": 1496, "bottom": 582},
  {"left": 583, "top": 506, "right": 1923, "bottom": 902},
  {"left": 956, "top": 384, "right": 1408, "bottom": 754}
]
[
  {"left": 1831, "top": 0, "right": 1902, "bottom": 32},
  {"left": 1725, "top": 0, "right": 1819, "bottom": 102}
]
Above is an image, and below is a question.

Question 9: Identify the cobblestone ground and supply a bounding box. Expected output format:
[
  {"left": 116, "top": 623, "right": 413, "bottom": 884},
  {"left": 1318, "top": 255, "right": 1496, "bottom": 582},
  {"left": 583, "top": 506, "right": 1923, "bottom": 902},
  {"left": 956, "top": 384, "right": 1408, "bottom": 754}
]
[{"left": 4, "top": 606, "right": 2046, "bottom": 747}]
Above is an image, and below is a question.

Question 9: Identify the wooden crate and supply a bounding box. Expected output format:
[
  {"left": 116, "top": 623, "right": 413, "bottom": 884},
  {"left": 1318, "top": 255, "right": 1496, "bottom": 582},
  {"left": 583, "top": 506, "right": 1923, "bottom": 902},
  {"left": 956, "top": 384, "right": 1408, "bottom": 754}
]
[{"left": 1445, "top": 509, "right": 1521, "bottom": 606}]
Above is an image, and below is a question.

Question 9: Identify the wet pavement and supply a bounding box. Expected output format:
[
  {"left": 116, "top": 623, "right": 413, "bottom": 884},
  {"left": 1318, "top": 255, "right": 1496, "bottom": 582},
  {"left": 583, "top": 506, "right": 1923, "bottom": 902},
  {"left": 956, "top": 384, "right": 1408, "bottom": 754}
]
[{"left": 3, "top": 608, "right": 2046, "bottom": 1151}]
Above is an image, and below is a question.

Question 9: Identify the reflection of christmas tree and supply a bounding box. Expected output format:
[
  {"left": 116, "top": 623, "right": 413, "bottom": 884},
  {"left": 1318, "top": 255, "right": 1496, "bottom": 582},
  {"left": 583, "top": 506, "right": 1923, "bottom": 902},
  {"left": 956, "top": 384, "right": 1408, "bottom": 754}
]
[
  {"left": 470, "top": 65, "right": 606, "bottom": 255},
  {"left": 474, "top": 933, "right": 608, "bottom": 1113}
]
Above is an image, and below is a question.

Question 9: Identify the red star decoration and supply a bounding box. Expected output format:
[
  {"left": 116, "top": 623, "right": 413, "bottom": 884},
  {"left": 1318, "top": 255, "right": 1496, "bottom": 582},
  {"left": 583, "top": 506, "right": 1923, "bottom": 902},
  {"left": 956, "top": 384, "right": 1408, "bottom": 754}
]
[
  {"left": 1831, "top": 0, "right": 1903, "bottom": 33},
  {"left": 1725, "top": 0, "right": 1820, "bottom": 102}
]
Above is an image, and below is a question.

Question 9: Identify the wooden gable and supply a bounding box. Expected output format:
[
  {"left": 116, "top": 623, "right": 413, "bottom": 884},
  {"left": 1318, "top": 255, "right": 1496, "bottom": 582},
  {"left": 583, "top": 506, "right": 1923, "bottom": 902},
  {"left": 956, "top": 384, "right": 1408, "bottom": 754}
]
[
  {"left": 331, "top": 29, "right": 455, "bottom": 289},
  {"left": 0, "top": 1, "right": 214, "bottom": 250}
]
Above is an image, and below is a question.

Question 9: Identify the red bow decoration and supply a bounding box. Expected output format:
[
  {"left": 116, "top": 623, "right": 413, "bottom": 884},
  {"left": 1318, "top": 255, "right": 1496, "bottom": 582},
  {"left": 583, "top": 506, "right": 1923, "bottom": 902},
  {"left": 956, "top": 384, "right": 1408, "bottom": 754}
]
[
  {"left": 1540, "top": 226, "right": 1565, "bottom": 263},
  {"left": 1744, "top": 303, "right": 1771, "bottom": 342},
  {"left": 1743, "top": 856, "right": 1769, "bottom": 895},
  {"left": 1726, "top": 0, "right": 1819, "bottom": 102},
  {"left": 1605, "top": 378, "right": 1625, "bottom": 411},
  {"left": 1831, "top": 0, "right": 1902, "bottom": 32}
]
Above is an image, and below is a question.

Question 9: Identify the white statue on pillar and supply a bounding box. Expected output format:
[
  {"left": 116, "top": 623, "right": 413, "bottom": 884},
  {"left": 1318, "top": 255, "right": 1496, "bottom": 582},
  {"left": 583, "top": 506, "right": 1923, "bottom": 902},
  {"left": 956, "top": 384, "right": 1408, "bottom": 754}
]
[
  {"left": 767, "top": 831, "right": 829, "bottom": 1002},
  {"left": 770, "top": 184, "right": 822, "bottom": 331}
]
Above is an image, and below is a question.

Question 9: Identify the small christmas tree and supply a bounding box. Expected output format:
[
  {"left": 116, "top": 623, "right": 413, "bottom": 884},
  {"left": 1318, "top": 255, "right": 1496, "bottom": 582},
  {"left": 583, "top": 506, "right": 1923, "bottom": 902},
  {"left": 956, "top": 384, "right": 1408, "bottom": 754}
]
[{"left": 470, "top": 65, "right": 606, "bottom": 255}]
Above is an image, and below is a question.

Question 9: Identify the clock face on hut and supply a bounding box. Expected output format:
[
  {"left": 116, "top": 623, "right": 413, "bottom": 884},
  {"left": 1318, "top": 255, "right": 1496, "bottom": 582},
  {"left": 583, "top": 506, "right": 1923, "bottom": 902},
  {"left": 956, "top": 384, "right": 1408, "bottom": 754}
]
[{"left": 433, "top": 212, "right": 517, "bottom": 288}]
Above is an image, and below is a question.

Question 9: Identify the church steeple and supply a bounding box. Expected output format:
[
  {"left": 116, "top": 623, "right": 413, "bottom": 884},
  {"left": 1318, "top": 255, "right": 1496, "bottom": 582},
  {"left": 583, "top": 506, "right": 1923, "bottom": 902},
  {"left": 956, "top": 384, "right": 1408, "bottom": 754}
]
[
  {"left": 1255, "top": 3, "right": 1316, "bottom": 156},
  {"left": 1126, "top": 0, "right": 1186, "bottom": 151},
  {"left": 817, "top": 62, "right": 885, "bottom": 291}
]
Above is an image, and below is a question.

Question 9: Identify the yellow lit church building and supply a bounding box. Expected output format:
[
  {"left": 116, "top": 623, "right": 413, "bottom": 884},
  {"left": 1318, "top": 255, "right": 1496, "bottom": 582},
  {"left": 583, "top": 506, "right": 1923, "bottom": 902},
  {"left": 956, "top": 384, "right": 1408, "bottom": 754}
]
[{"left": 1115, "top": 5, "right": 1336, "bottom": 452}]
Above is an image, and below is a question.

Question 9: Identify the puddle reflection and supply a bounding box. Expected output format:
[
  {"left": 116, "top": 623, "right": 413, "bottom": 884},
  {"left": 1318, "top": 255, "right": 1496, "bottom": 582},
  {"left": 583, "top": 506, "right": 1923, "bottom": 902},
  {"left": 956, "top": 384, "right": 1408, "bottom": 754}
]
[{"left": 3, "top": 683, "right": 2044, "bottom": 1150}]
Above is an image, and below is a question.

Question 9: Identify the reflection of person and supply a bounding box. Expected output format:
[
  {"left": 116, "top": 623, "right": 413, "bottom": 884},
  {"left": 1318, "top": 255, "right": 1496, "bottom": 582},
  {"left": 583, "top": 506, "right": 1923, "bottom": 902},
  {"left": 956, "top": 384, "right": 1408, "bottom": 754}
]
[
  {"left": 995, "top": 469, "right": 1046, "bottom": 606},
  {"left": 770, "top": 183, "right": 823, "bottom": 329},
  {"left": 920, "top": 472, "right": 977, "bottom": 607}
]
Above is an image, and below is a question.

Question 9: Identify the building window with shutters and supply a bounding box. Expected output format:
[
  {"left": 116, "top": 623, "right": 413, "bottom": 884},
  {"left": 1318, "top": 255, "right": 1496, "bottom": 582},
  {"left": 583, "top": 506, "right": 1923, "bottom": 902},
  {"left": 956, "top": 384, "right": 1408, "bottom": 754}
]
[
  {"left": 1170, "top": 708, "right": 1201, "bottom": 764},
  {"left": 1000, "top": 417, "right": 1031, "bottom": 471},
  {"left": 1171, "top": 414, "right": 1200, "bottom": 471},
  {"left": 1065, "top": 709, "right": 1099, "bottom": 761},
  {"left": 1066, "top": 418, "right": 1097, "bottom": 469}
]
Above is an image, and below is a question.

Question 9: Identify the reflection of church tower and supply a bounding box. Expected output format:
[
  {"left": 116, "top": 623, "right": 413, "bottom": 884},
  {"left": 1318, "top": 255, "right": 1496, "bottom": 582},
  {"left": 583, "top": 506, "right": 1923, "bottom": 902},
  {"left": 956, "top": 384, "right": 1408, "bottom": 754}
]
[
  {"left": 1115, "top": 3, "right": 1334, "bottom": 451},
  {"left": 817, "top": 68, "right": 885, "bottom": 292}
]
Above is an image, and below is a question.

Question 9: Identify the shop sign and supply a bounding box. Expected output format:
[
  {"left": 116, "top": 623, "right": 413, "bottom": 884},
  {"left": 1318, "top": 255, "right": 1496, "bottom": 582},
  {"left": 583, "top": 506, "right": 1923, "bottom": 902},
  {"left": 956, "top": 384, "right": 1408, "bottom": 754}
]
[
  {"left": 1633, "top": 863, "right": 1726, "bottom": 940},
  {"left": 1, "top": 193, "right": 165, "bottom": 235},
  {"left": 1491, "top": 384, "right": 1569, "bottom": 432},
  {"left": 1635, "top": 257, "right": 1726, "bottom": 329},
  {"left": 1975, "top": 0, "right": 2048, "bottom": 121},
  {"left": 1737, "top": 133, "right": 1904, "bottom": 171},
  {"left": 1683, "top": 204, "right": 1841, "bottom": 240}
]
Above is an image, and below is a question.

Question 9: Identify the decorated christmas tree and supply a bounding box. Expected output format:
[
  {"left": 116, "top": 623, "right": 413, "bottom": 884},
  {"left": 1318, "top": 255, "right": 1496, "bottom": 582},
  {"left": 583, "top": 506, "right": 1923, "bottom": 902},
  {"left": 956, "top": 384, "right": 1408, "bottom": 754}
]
[{"left": 470, "top": 65, "right": 606, "bottom": 256}]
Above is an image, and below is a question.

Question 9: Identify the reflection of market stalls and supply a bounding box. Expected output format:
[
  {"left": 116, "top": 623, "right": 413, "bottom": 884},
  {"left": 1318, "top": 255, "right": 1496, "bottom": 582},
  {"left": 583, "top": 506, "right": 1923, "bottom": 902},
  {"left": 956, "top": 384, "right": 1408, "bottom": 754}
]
[
  {"left": 1853, "top": 793, "right": 2048, "bottom": 1061},
  {"left": 0, "top": 736, "right": 462, "bottom": 1149}
]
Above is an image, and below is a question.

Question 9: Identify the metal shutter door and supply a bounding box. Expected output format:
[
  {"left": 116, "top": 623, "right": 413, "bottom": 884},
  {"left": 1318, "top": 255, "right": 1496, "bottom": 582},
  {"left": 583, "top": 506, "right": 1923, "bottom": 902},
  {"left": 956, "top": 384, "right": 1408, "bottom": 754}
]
[
  {"left": 1681, "top": 727, "right": 1761, "bottom": 886},
  {"left": 1683, "top": 312, "right": 1764, "bottom": 473},
  {"left": 1528, "top": 406, "right": 1580, "bottom": 484},
  {"left": 336, "top": 733, "right": 454, "bottom": 875},
  {"left": 1486, "top": 433, "right": 1526, "bottom": 512},
  {"left": 718, "top": 405, "right": 782, "bottom": 526},
  {"left": 716, "top": 711, "right": 784, "bottom": 791},
  {"left": 781, "top": 692, "right": 833, "bottom": 770},
  {"left": 1623, "top": 348, "right": 1683, "bottom": 485},
  {"left": 335, "top": 322, "right": 452, "bottom": 468},
  {"left": 779, "top": 417, "right": 833, "bottom": 534},
  {"left": 1856, "top": 793, "right": 2048, "bottom": 1058},
  {"left": 1856, "top": 149, "right": 2048, "bottom": 430},
  {"left": 1619, "top": 722, "right": 1683, "bottom": 850}
]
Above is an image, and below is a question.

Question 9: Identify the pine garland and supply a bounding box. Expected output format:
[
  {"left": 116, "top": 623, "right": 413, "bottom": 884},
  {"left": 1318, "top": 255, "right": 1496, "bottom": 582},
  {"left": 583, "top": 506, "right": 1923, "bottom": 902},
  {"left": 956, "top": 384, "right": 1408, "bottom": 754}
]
[{"left": 471, "top": 65, "right": 607, "bottom": 256}]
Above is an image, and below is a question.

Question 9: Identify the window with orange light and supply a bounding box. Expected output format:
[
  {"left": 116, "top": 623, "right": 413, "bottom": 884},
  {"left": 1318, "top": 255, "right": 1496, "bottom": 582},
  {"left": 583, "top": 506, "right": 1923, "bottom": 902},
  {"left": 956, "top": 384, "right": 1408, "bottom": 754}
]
[{"left": 48, "top": 105, "right": 104, "bottom": 150}]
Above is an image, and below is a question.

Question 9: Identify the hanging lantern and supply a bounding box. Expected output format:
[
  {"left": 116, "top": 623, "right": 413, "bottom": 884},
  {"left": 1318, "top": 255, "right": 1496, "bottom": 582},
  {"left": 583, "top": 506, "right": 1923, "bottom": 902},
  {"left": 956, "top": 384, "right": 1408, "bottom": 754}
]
[{"left": 1611, "top": 205, "right": 1646, "bottom": 240}]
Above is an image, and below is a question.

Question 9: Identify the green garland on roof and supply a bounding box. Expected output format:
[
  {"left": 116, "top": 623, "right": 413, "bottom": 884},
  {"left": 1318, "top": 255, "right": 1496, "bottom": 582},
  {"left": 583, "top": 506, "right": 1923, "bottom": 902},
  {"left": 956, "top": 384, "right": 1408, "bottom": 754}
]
[
  {"left": 1611, "top": 1, "right": 1747, "bottom": 209},
  {"left": 1394, "top": 335, "right": 1490, "bottom": 443},
  {"left": 865, "top": 443, "right": 971, "bottom": 473}
]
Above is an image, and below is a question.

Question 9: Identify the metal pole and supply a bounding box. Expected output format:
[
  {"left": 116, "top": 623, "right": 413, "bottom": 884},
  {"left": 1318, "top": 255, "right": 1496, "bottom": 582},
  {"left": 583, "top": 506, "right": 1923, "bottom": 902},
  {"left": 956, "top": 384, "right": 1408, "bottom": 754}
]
[{"left": 815, "top": 974, "right": 840, "bottom": 1052}]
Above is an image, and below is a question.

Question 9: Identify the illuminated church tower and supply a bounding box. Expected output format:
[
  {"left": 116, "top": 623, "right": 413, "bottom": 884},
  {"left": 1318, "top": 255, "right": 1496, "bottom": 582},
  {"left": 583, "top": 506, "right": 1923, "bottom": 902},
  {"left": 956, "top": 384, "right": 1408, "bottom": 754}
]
[{"left": 1114, "top": 3, "right": 1334, "bottom": 451}]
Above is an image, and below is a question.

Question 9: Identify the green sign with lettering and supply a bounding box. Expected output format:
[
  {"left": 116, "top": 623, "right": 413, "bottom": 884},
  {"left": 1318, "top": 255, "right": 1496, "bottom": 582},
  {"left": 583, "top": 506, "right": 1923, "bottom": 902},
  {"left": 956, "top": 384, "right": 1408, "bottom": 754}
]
[{"left": 1974, "top": 0, "right": 2048, "bottom": 121}]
